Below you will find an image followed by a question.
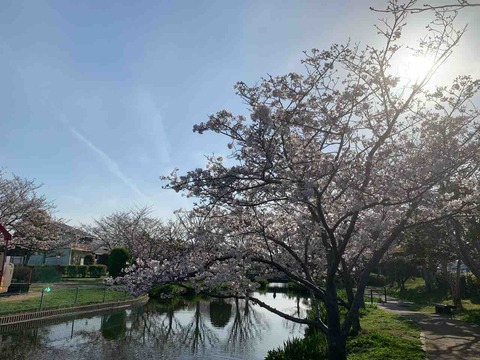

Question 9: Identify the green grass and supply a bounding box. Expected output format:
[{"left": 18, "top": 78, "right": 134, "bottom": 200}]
[
  {"left": 347, "top": 306, "right": 424, "bottom": 360},
  {"left": 0, "top": 286, "right": 130, "bottom": 315},
  {"left": 387, "top": 277, "right": 447, "bottom": 311},
  {"left": 266, "top": 306, "right": 424, "bottom": 360},
  {"left": 454, "top": 300, "right": 480, "bottom": 326},
  {"left": 387, "top": 277, "right": 480, "bottom": 326}
]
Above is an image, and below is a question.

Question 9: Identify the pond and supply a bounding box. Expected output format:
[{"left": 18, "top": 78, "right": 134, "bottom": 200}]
[{"left": 0, "top": 288, "right": 309, "bottom": 360}]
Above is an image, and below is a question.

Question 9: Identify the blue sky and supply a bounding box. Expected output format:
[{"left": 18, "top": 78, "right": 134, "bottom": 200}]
[{"left": 1, "top": 1, "right": 478, "bottom": 225}]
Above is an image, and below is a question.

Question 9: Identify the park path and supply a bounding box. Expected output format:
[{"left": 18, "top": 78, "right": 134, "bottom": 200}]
[{"left": 378, "top": 300, "right": 480, "bottom": 360}]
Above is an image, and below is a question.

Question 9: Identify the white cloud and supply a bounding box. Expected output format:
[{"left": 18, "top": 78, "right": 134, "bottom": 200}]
[{"left": 69, "top": 127, "right": 151, "bottom": 203}]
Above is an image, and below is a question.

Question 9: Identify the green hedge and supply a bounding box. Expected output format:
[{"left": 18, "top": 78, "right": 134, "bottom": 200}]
[
  {"left": 88, "top": 265, "right": 107, "bottom": 278},
  {"left": 12, "top": 264, "right": 107, "bottom": 282}
]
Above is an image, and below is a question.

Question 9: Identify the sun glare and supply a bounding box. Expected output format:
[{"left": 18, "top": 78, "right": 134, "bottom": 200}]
[{"left": 399, "top": 55, "right": 437, "bottom": 84}]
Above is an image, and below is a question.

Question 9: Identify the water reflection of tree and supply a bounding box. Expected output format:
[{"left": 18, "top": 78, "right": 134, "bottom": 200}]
[
  {"left": 127, "top": 298, "right": 186, "bottom": 352},
  {"left": 177, "top": 301, "right": 219, "bottom": 354},
  {"left": 101, "top": 311, "right": 127, "bottom": 340},
  {"left": 0, "top": 328, "right": 47, "bottom": 359},
  {"left": 209, "top": 299, "right": 232, "bottom": 328},
  {"left": 225, "top": 297, "right": 268, "bottom": 352},
  {"left": 280, "top": 295, "right": 310, "bottom": 334}
]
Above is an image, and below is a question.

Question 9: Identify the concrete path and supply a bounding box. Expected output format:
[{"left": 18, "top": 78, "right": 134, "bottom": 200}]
[{"left": 378, "top": 300, "right": 480, "bottom": 360}]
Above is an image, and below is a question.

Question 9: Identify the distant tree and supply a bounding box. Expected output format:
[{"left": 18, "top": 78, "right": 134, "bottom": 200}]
[
  {"left": 0, "top": 171, "right": 54, "bottom": 235},
  {"left": 10, "top": 209, "right": 73, "bottom": 263},
  {"left": 86, "top": 207, "right": 171, "bottom": 260},
  {"left": 108, "top": 247, "right": 132, "bottom": 278}
]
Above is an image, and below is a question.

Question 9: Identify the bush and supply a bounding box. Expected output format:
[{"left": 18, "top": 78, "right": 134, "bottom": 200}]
[
  {"left": 367, "top": 273, "right": 387, "bottom": 287},
  {"left": 77, "top": 265, "right": 88, "bottom": 278},
  {"left": 88, "top": 265, "right": 107, "bottom": 278},
  {"left": 84, "top": 254, "right": 95, "bottom": 266},
  {"left": 265, "top": 331, "right": 327, "bottom": 360},
  {"left": 108, "top": 247, "right": 131, "bottom": 278},
  {"left": 66, "top": 265, "right": 78, "bottom": 278},
  {"left": 464, "top": 273, "right": 480, "bottom": 300},
  {"left": 12, "top": 266, "right": 32, "bottom": 283},
  {"left": 30, "top": 265, "right": 63, "bottom": 282}
]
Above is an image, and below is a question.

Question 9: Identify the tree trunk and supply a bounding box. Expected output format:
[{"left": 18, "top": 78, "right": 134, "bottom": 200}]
[
  {"left": 326, "top": 275, "right": 347, "bottom": 360},
  {"left": 452, "top": 260, "right": 463, "bottom": 309}
]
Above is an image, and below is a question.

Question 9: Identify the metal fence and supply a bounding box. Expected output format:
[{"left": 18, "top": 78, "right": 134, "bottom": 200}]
[{"left": 0, "top": 284, "right": 130, "bottom": 316}]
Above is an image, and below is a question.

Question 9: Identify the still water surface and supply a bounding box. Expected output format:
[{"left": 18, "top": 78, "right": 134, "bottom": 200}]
[{"left": 0, "top": 290, "right": 308, "bottom": 360}]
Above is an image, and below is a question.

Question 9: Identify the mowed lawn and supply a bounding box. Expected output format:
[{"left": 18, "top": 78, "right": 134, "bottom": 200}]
[
  {"left": 0, "top": 285, "right": 130, "bottom": 315},
  {"left": 348, "top": 306, "right": 424, "bottom": 360}
]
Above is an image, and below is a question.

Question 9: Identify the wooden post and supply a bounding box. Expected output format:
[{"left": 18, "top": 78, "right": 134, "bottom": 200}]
[
  {"left": 38, "top": 289, "right": 45, "bottom": 310},
  {"left": 74, "top": 287, "right": 79, "bottom": 305},
  {"left": 384, "top": 287, "right": 387, "bottom": 303}
]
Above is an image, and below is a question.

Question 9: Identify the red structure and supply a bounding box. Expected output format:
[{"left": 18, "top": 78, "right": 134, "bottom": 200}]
[{"left": 0, "top": 224, "right": 12, "bottom": 288}]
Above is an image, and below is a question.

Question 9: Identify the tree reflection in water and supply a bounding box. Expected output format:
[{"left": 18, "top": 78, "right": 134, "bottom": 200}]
[
  {"left": 225, "top": 297, "right": 268, "bottom": 352},
  {"left": 0, "top": 293, "right": 306, "bottom": 360}
]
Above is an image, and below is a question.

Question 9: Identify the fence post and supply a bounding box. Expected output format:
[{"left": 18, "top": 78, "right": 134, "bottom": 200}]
[
  {"left": 38, "top": 289, "right": 44, "bottom": 310},
  {"left": 370, "top": 289, "right": 373, "bottom": 305},
  {"left": 103, "top": 286, "right": 107, "bottom": 303},
  {"left": 384, "top": 287, "right": 387, "bottom": 303},
  {"left": 74, "top": 287, "right": 79, "bottom": 305}
]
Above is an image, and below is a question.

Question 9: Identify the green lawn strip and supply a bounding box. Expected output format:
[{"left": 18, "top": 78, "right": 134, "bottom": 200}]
[
  {"left": 348, "top": 306, "right": 424, "bottom": 360},
  {"left": 0, "top": 287, "right": 130, "bottom": 316},
  {"left": 266, "top": 306, "right": 424, "bottom": 360},
  {"left": 387, "top": 277, "right": 480, "bottom": 326}
]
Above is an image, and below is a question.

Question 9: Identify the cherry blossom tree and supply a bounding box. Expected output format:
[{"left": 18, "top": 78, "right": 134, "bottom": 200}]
[
  {"left": 11, "top": 210, "right": 76, "bottom": 263},
  {"left": 122, "top": 2, "right": 480, "bottom": 358},
  {"left": 0, "top": 171, "right": 63, "bottom": 260},
  {"left": 85, "top": 206, "right": 185, "bottom": 260},
  {"left": 0, "top": 171, "right": 53, "bottom": 234}
]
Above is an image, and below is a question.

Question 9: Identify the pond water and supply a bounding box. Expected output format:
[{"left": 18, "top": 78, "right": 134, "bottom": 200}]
[{"left": 0, "top": 289, "right": 309, "bottom": 360}]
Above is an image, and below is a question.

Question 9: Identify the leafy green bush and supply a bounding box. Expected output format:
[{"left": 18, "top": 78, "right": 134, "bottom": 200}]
[
  {"left": 30, "top": 265, "right": 63, "bottom": 282},
  {"left": 88, "top": 264, "right": 107, "bottom": 278},
  {"left": 464, "top": 273, "right": 480, "bottom": 301},
  {"left": 12, "top": 266, "right": 32, "bottom": 283},
  {"left": 77, "top": 265, "right": 88, "bottom": 278},
  {"left": 265, "top": 331, "right": 327, "bottom": 360},
  {"left": 66, "top": 265, "right": 78, "bottom": 278},
  {"left": 367, "top": 273, "right": 387, "bottom": 287},
  {"left": 84, "top": 254, "right": 95, "bottom": 265},
  {"left": 108, "top": 247, "right": 132, "bottom": 277}
]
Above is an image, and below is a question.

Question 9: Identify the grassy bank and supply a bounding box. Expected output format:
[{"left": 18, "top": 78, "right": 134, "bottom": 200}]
[
  {"left": 0, "top": 285, "right": 130, "bottom": 315},
  {"left": 388, "top": 277, "right": 480, "bottom": 326},
  {"left": 266, "top": 306, "right": 424, "bottom": 360}
]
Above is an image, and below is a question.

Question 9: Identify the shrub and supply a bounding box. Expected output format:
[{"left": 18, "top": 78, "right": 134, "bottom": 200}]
[
  {"left": 66, "top": 265, "right": 78, "bottom": 278},
  {"left": 464, "top": 273, "right": 480, "bottom": 299},
  {"left": 265, "top": 331, "right": 327, "bottom": 360},
  {"left": 30, "top": 265, "right": 63, "bottom": 282},
  {"left": 12, "top": 266, "right": 32, "bottom": 283},
  {"left": 108, "top": 247, "right": 131, "bottom": 278},
  {"left": 84, "top": 254, "right": 95, "bottom": 266},
  {"left": 367, "top": 273, "right": 387, "bottom": 287},
  {"left": 77, "top": 265, "right": 88, "bottom": 278},
  {"left": 88, "top": 264, "right": 107, "bottom": 278}
]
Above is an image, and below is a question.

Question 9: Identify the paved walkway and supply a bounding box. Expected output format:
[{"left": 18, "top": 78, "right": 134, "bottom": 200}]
[{"left": 378, "top": 300, "right": 480, "bottom": 360}]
